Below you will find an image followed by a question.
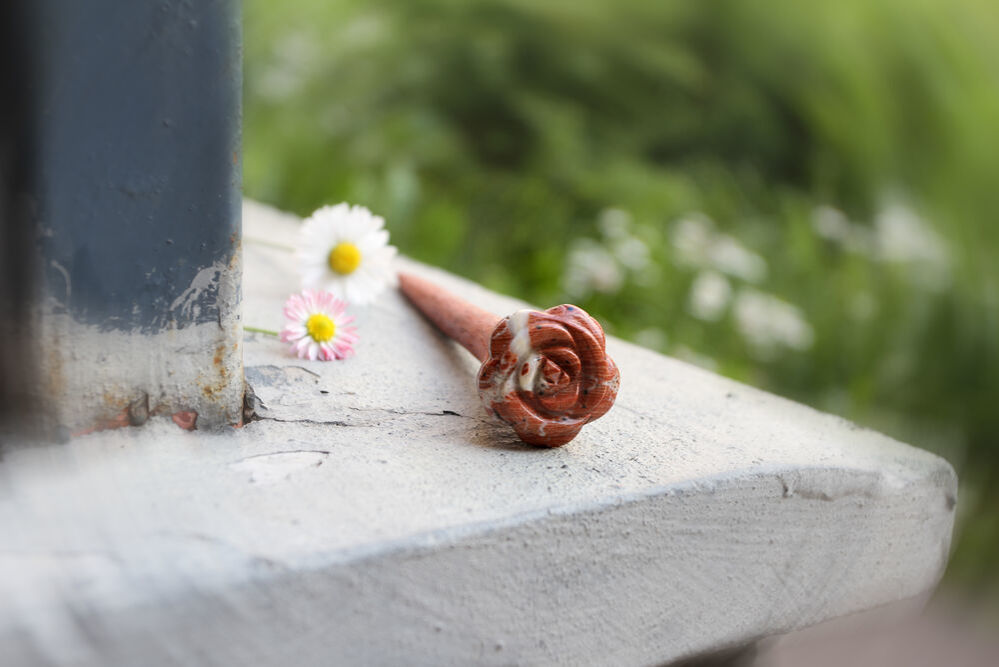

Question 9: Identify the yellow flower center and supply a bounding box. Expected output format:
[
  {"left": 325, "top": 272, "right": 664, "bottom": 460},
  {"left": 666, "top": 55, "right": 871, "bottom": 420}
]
[
  {"left": 306, "top": 313, "right": 336, "bottom": 342},
  {"left": 328, "top": 242, "right": 362, "bottom": 275}
]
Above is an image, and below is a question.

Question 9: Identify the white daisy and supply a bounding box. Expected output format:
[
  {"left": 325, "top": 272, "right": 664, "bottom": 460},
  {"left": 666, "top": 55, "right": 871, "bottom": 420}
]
[
  {"left": 296, "top": 203, "right": 398, "bottom": 305},
  {"left": 280, "top": 290, "right": 358, "bottom": 361}
]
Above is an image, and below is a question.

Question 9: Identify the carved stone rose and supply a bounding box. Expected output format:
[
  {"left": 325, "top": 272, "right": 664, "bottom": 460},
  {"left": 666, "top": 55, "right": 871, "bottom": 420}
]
[{"left": 478, "top": 305, "right": 620, "bottom": 447}]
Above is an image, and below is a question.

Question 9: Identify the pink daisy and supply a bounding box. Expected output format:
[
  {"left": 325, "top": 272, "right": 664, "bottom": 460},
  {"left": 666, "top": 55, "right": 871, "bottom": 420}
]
[{"left": 279, "top": 290, "right": 358, "bottom": 361}]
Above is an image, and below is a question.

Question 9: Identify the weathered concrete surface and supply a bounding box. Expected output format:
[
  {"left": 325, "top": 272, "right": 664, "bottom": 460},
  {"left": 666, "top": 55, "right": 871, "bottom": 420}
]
[{"left": 0, "top": 201, "right": 956, "bottom": 665}]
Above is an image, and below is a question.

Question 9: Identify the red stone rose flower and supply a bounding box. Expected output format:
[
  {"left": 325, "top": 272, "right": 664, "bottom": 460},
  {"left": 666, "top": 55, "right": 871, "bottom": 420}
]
[{"left": 477, "top": 305, "right": 620, "bottom": 447}]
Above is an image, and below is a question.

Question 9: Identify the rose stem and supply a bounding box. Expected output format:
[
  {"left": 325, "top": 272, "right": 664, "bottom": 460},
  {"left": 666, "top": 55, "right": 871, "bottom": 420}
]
[{"left": 398, "top": 272, "right": 501, "bottom": 363}]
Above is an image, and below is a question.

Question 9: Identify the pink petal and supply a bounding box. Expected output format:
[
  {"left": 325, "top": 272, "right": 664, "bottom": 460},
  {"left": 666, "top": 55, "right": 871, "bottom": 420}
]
[{"left": 290, "top": 340, "right": 308, "bottom": 360}]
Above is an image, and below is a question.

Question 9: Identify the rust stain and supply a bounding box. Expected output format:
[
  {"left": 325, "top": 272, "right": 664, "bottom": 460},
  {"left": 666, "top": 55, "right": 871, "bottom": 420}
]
[
  {"left": 201, "top": 343, "right": 231, "bottom": 399},
  {"left": 43, "top": 338, "right": 67, "bottom": 400},
  {"left": 72, "top": 390, "right": 145, "bottom": 437},
  {"left": 172, "top": 410, "right": 198, "bottom": 430},
  {"left": 71, "top": 406, "right": 131, "bottom": 438}
]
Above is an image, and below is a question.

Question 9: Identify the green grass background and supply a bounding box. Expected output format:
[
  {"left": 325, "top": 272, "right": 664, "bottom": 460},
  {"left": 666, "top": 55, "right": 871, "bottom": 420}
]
[{"left": 243, "top": 0, "right": 999, "bottom": 601}]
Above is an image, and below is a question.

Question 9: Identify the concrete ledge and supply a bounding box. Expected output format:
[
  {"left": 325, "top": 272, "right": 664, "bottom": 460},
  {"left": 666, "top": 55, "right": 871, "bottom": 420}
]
[{"left": 0, "top": 200, "right": 957, "bottom": 665}]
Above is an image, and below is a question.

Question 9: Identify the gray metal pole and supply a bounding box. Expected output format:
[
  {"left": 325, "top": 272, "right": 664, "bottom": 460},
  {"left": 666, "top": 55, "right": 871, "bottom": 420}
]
[{"left": 24, "top": 0, "right": 244, "bottom": 436}]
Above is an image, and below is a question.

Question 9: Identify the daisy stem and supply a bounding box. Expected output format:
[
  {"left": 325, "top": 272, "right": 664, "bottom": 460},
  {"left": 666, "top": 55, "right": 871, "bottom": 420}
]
[
  {"left": 244, "top": 236, "right": 295, "bottom": 252},
  {"left": 244, "top": 326, "right": 280, "bottom": 337}
]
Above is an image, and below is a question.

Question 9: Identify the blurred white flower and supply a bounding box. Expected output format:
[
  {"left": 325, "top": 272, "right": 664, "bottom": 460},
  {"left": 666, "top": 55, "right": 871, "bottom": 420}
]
[
  {"left": 812, "top": 203, "right": 950, "bottom": 283},
  {"left": 707, "top": 236, "right": 767, "bottom": 283},
  {"left": 733, "top": 288, "right": 814, "bottom": 358},
  {"left": 671, "top": 214, "right": 767, "bottom": 283},
  {"left": 687, "top": 270, "right": 732, "bottom": 322},
  {"left": 563, "top": 239, "right": 625, "bottom": 298},
  {"left": 598, "top": 208, "right": 632, "bottom": 241},
  {"left": 811, "top": 204, "right": 878, "bottom": 256},
  {"left": 563, "top": 207, "right": 657, "bottom": 297},
  {"left": 811, "top": 205, "right": 853, "bottom": 243},
  {"left": 598, "top": 207, "right": 651, "bottom": 270},
  {"left": 875, "top": 203, "right": 949, "bottom": 266},
  {"left": 613, "top": 236, "right": 651, "bottom": 271},
  {"left": 671, "top": 215, "right": 714, "bottom": 266}
]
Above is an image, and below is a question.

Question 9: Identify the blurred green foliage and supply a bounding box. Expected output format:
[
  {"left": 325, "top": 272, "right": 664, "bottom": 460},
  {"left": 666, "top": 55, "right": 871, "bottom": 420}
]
[{"left": 244, "top": 0, "right": 999, "bottom": 595}]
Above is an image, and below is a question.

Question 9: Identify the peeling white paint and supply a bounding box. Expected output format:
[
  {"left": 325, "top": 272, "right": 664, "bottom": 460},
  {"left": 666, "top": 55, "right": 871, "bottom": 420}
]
[
  {"left": 49, "top": 259, "right": 72, "bottom": 303},
  {"left": 169, "top": 262, "right": 227, "bottom": 320}
]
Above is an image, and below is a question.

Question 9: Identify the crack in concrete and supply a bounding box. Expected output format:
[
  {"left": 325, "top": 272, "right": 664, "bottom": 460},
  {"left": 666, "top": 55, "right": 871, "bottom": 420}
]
[
  {"left": 255, "top": 416, "right": 355, "bottom": 428},
  {"left": 346, "top": 406, "right": 484, "bottom": 420},
  {"left": 234, "top": 449, "right": 331, "bottom": 461},
  {"left": 248, "top": 406, "right": 494, "bottom": 430}
]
